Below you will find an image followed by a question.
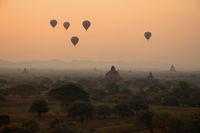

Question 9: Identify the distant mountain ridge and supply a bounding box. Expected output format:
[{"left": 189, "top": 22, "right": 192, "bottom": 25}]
[{"left": 0, "top": 59, "right": 196, "bottom": 71}]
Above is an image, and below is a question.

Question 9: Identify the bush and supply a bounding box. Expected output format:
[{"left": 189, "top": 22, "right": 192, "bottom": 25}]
[
  {"left": 47, "top": 119, "right": 84, "bottom": 133},
  {"left": 22, "top": 120, "right": 39, "bottom": 133},
  {"left": 50, "top": 118, "right": 65, "bottom": 128}
]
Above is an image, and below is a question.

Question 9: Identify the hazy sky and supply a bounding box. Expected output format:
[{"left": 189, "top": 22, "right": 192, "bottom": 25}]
[{"left": 0, "top": 0, "right": 199, "bottom": 69}]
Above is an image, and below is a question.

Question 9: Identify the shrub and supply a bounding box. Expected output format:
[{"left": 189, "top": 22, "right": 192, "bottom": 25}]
[{"left": 22, "top": 120, "right": 39, "bottom": 133}]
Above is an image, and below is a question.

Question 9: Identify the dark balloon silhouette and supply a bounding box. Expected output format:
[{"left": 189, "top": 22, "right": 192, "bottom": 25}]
[
  {"left": 82, "top": 20, "right": 91, "bottom": 31},
  {"left": 144, "top": 32, "right": 152, "bottom": 40},
  {"left": 50, "top": 20, "right": 57, "bottom": 28},
  {"left": 71, "top": 36, "right": 79, "bottom": 46},
  {"left": 63, "top": 22, "right": 70, "bottom": 30}
]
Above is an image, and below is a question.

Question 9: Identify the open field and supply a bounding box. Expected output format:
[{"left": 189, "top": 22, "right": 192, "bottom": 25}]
[{"left": 1, "top": 95, "right": 200, "bottom": 133}]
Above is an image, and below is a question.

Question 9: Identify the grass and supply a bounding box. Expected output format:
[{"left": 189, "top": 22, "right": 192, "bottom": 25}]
[{"left": 150, "top": 105, "right": 200, "bottom": 115}]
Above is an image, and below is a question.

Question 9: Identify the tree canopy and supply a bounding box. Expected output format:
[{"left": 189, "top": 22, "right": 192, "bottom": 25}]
[
  {"left": 48, "top": 83, "right": 89, "bottom": 105},
  {"left": 29, "top": 99, "right": 49, "bottom": 117},
  {"left": 68, "top": 101, "right": 94, "bottom": 122}
]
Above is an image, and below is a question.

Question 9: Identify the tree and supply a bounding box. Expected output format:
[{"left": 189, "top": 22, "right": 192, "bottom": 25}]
[
  {"left": 96, "top": 105, "right": 112, "bottom": 119},
  {"left": 185, "top": 113, "right": 200, "bottom": 133},
  {"left": 68, "top": 101, "right": 94, "bottom": 122},
  {"left": 130, "top": 93, "right": 149, "bottom": 112},
  {"left": 114, "top": 103, "right": 134, "bottom": 117},
  {"left": 77, "top": 78, "right": 90, "bottom": 88},
  {"left": 9, "top": 84, "right": 38, "bottom": 98},
  {"left": 162, "top": 95, "right": 179, "bottom": 106},
  {"left": 40, "top": 77, "right": 53, "bottom": 86},
  {"left": 130, "top": 100, "right": 149, "bottom": 111},
  {"left": 188, "top": 90, "right": 200, "bottom": 107},
  {"left": 90, "top": 89, "right": 106, "bottom": 101},
  {"left": 8, "top": 84, "right": 47, "bottom": 98},
  {"left": 0, "top": 88, "right": 9, "bottom": 96},
  {"left": 105, "top": 83, "right": 120, "bottom": 95},
  {"left": 29, "top": 99, "right": 49, "bottom": 117},
  {"left": 0, "top": 89, "right": 8, "bottom": 101},
  {"left": 171, "top": 81, "right": 192, "bottom": 105},
  {"left": 49, "top": 83, "right": 89, "bottom": 105},
  {"left": 0, "top": 79, "right": 7, "bottom": 87},
  {"left": 136, "top": 111, "right": 154, "bottom": 133},
  {"left": 0, "top": 94, "right": 6, "bottom": 102},
  {"left": 153, "top": 112, "right": 183, "bottom": 133},
  {"left": 133, "top": 79, "right": 148, "bottom": 90},
  {"left": 0, "top": 115, "right": 10, "bottom": 127},
  {"left": 120, "top": 88, "right": 132, "bottom": 96},
  {"left": 153, "top": 112, "right": 171, "bottom": 133}
]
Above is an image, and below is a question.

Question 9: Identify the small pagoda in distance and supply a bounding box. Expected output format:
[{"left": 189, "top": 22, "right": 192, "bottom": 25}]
[
  {"left": 169, "top": 64, "right": 176, "bottom": 72},
  {"left": 147, "top": 72, "right": 154, "bottom": 80},
  {"left": 23, "top": 68, "right": 28, "bottom": 73}
]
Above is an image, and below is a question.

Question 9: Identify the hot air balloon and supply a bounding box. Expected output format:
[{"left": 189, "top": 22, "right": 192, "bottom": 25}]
[
  {"left": 82, "top": 20, "right": 91, "bottom": 31},
  {"left": 144, "top": 32, "right": 152, "bottom": 40},
  {"left": 71, "top": 36, "right": 79, "bottom": 46},
  {"left": 63, "top": 22, "right": 70, "bottom": 30},
  {"left": 50, "top": 20, "right": 57, "bottom": 28}
]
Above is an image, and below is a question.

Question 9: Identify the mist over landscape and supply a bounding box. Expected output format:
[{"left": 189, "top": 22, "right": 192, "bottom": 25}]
[
  {"left": 0, "top": 0, "right": 200, "bottom": 133},
  {"left": 0, "top": 59, "right": 198, "bottom": 71}
]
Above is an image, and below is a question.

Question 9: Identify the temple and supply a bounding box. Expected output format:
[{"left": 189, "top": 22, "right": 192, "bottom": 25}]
[
  {"left": 23, "top": 68, "right": 28, "bottom": 73},
  {"left": 169, "top": 64, "right": 176, "bottom": 72},
  {"left": 105, "top": 66, "right": 123, "bottom": 84},
  {"left": 147, "top": 72, "right": 154, "bottom": 80}
]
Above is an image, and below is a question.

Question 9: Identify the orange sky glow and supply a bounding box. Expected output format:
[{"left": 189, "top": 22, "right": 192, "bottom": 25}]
[{"left": 0, "top": 0, "right": 199, "bottom": 69}]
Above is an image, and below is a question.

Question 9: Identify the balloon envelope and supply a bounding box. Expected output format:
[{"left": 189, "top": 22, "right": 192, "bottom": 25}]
[
  {"left": 71, "top": 36, "right": 79, "bottom": 46},
  {"left": 144, "top": 32, "right": 152, "bottom": 40},
  {"left": 50, "top": 20, "right": 57, "bottom": 28},
  {"left": 63, "top": 22, "right": 70, "bottom": 30},
  {"left": 82, "top": 20, "right": 91, "bottom": 31}
]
